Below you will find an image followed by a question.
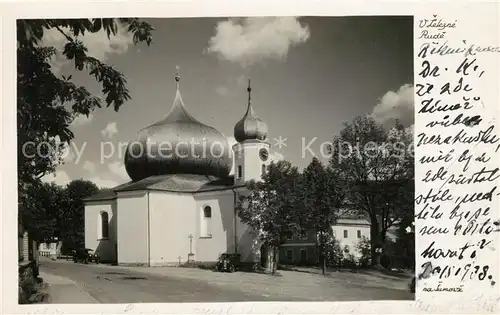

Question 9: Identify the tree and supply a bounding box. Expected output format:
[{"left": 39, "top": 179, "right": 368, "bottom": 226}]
[
  {"left": 17, "top": 19, "right": 154, "bottom": 187},
  {"left": 329, "top": 116, "right": 414, "bottom": 267},
  {"left": 236, "top": 160, "right": 302, "bottom": 274},
  {"left": 324, "top": 234, "right": 343, "bottom": 269},
  {"left": 299, "top": 157, "right": 343, "bottom": 274},
  {"left": 60, "top": 180, "right": 99, "bottom": 250},
  {"left": 19, "top": 181, "right": 67, "bottom": 243},
  {"left": 355, "top": 236, "right": 372, "bottom": 268}
]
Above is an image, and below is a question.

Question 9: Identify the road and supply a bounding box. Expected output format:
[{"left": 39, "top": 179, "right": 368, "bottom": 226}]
[{"left": 40, "top": 260, "right": 414, "bottom": 303}]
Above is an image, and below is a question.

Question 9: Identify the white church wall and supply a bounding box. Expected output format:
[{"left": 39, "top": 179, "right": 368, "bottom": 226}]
[
  {"left": 233, "top": 188, "right": 260, "bottom": 263},
  {"left": 116, "top": 191, "right": 149, "bottom": 265},
  {"left": 148, "top": 191, "right": 196, "bottom": 266},
  {"left": 194, "top": 190, "right": 235, "bottom": 263},
  {"left": 84, "top": 200, "right": 117, "bottom": 262}
]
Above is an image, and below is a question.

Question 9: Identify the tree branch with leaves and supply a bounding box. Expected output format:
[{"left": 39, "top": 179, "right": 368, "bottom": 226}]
[
  {"left": 236, "top": 161, "right": 302, "bottom": 274},
  {"left": 329, "top": 116, "right": 414, "bottom": 267}
]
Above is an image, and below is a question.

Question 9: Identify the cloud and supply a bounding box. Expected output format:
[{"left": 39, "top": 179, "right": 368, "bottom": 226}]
[
  {"left": 236, "top": 75, "right": 247, "bottom": 87},
  {"left": 215, "top": 86, "right": 229, "bottom": 97},
  {"left": 83, "top": 161, "right": 96, "bottom": 173},
  {"left": 40, "top": 21, "right": 134, "bottom": 73},
  {"left": 206, "top": 17, "right": 310, "bottom": 67},
  {"left": 41, "top": 170, "right": 71, "bottom": 186},
  {"left": 108, "top": 160, "right": 129, "bottom": 181},
  {"left": 49, "top": 135, "right": 79, "bottom": 163},
  {"left": 71, "top": 114, "right": 94, "bottom": 127},
  {"left": 370, "top": 84, "right": 414, "bottom": 127},
  {"left": 269, "top": 151, "right": 285, "bottom": 161},
  {"left": 87, "top": 177, "right": 120, "bottom": 189},
  {"left": 101, "top": 122, "right": 118, "bottom": 139}
]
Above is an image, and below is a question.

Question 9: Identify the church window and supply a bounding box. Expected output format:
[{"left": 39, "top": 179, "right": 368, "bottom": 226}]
[
  {"left": 237, "top": 165, "right": 242, "bottom": 179},
  {"left": 100, "top": 212, "right": 109, "bottom": 239},
  {"left": 201, "top": 206, "right": 212, "bottom": 237},
  {"left": 204, "top": 206, "right": 212, "bottom": 218},
  {"left": 261, "top": 164, "right": 266, "bottom": 176}
]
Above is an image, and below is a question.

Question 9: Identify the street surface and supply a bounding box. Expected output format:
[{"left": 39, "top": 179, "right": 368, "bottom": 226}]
[{"left": 40, "top": 259, "right": 414, "bottom": 303}]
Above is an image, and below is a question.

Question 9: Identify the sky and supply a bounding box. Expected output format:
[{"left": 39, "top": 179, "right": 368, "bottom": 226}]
[{"left": 38, "top": 16, "right": 414, "bottom": 188}]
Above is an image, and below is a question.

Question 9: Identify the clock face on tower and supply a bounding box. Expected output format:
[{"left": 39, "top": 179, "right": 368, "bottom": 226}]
[{"left": 259, "top": 148, "right": 269, "bottom": 162}]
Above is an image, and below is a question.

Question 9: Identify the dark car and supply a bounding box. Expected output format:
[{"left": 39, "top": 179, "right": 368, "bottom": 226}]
[
  {"left": 215, "top": 253, "right": 241, "bottom": 273},
  {"left": 72, "top": 248, "right": 100, "bottom": 264}
]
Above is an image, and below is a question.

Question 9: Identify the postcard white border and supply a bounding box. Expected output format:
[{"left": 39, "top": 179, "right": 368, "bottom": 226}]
[{"left": 2, "top": 0, "right": 499, "bottom": 314}]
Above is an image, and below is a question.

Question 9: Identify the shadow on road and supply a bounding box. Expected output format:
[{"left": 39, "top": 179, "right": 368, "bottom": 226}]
[
  {"left": 98, "top": 271, "right": 127, "bottom": 275},
  {"left": 121, "top": 276, "right": 147, "bottom": 280}
]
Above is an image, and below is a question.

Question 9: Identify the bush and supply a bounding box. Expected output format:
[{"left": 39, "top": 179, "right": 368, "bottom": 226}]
[
  {"left": 341, "top": 246, "right": 357, "bottom": 268},
  {"left": 355, "top": 236, "right": 371, "bottom": 268},
  {"left": 18, "top": 263, "right": 39, "bottom": 304},
  {"left": 324, "top": 235, "right": 343, "bottom": 268}
]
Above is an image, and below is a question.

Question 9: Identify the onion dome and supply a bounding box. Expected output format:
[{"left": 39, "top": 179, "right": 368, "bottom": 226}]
[
  {"left": 234, "top": 79, "right": 268, "bottom": 143},
  {"left": 124, "top": 67, "right": 232, "bottom": 182}
]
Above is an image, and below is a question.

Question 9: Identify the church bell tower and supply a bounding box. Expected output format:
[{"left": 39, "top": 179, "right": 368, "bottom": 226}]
[{"left": 233, "top": 79, "right": 270, "bottom": 186}]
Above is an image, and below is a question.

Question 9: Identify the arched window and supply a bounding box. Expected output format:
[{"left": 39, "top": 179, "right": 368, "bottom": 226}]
[
  {"left": 201, "top": 206, "right": 212, "bottom": 237},
  {"left": 100, "top": 212, "right": 109, "bottom": 239},
  {"left": 204, "top": 206, "right": 212, "bottom": 218},
  {"left": 237, "top": 165, "right": 242, "bottom": 179},
  {"left": 261, "top": 164, "right": 266, "bottom": 176}
]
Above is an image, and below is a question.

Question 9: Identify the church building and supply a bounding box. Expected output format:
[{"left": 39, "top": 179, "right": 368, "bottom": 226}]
[{"left": 83, "top": 69, "right": 272, "bottom": 267}]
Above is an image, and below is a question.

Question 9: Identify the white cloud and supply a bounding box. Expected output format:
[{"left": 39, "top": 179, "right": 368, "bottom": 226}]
[
  {"left": 269, "top": 151, "right": 285, "bottom": 162},
  {"left": 82, "top": 161, "right": 96, "bottom": 173},
  {"left": 215, "top": 86, "right": 229, "bottom": 97},
  {"left": 108, "top": 160, "right": 129, "bottom": 181},
  {"left": 370, "top": 84, "right": 414, "bottom": 127},
  {"left": 48, "top": 135, "right": 79, "bottom": 164},
  {"left": 206, "top": 17, "right": 310, "bottom": 67},
  {"left": 101, "top": 122, "right": 118, "bottom": 139},
  {"left": 41, "top": 170, "right": 71, "bottom": 186},
  {"left": 71, "top": 114, "right": 94, "bottom": 127},
  {"left": 87, "top": 177, "right": 120, "bottom": 189},
  {"left": 40, "top": 21, "right": 134, "bottom": 74}
]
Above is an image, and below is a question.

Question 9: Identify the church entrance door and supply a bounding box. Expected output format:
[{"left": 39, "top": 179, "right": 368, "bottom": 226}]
[{"left": 260, "top": 243, "right": 268, "bottom": 268}]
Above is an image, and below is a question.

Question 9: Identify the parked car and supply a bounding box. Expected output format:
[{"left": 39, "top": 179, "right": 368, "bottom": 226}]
[
  {"left": 72, "top": 248, "right": 100, "bottom": 264},
  {"left": 215, "top": 253, "right": 241, "bottom": 273}
]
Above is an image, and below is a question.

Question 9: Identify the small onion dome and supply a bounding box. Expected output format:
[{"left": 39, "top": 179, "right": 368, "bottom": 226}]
[
  {"left": 124, "top": 72, "right": 232, "bottom": 182},
  {"left": 233, "top": 80, "right": 268, "bottom": 143}
]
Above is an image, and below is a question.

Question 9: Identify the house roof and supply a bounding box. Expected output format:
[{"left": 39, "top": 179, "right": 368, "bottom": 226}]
[{"left": 83, "top": 174, "right": 241, "bottom": 202}]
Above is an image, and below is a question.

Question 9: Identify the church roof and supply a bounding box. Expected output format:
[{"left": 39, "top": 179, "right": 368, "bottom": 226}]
[
  {"left": 83, "top": 174, "right": 242, "bottom": 202},
  {"left": 124, "top": 67, "right": 232, "bottom": 182},
  {"left": 233, "top": 79, "right": 268, "bottom": 143}
]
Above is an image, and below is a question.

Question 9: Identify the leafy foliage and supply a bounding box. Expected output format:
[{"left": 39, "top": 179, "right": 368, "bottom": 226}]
[
  {"left": 19, "top": 181, "right": 67, "bottom": 243},
  {"left": 328, "top": 116, "right": 414, "bottom": 267},
  {"left": 324, "top": 234, "right": 343, "bottom": 268},
  {"left": 355, "top": 236, "right": 371, "bottom": 268},
  {"left": 60, "top": 180, "right": 99, "bottom": 250},
  {"left": 19, "top": 178, "right": 101, "bottom": 253},
  {"left": 298, "top": 157, "right": 343, "bottom": 273},
  {"left": 17, "top": 18, "right": 154, "bottom": 186},
  {"left": 236, "top": 160, "right": 302, "bottom": 273},
  {"left": 17, "top": 18, "right": 154, "bottom": 245}
]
